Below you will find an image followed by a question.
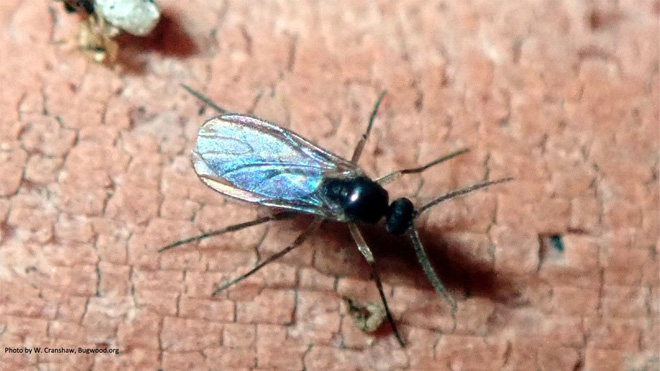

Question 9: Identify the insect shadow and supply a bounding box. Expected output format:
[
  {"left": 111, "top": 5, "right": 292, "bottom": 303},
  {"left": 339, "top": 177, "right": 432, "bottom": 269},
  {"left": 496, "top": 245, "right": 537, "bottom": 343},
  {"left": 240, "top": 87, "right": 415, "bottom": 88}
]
[
  {"left": 160, "top": 84, "right": 513, "bottom": 346},
  {"left": 115, "top": 12, "right": 198, "bottom": 73},
  {"left": 355, "top": 223, "right": 522, "bottom": 305}
]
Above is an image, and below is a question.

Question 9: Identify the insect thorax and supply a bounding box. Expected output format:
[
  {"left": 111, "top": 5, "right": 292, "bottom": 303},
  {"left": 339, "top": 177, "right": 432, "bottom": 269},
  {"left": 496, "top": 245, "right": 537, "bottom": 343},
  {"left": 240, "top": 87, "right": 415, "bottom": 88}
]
[{"left": 319, "top": 176, "right": 389, "bottom": 224}]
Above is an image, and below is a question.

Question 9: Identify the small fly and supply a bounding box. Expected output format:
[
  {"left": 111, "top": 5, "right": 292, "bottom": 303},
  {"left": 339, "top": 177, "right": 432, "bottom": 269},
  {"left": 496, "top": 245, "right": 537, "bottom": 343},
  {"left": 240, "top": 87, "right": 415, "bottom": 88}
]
[{"left": 160, "top": 85, "right": 513, "bottom": 346}]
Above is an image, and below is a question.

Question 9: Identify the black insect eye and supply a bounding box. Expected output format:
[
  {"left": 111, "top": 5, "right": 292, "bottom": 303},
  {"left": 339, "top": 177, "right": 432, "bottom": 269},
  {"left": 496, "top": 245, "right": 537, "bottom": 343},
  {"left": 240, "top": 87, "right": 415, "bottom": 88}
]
[{"left": 385, "top": 198, "right": 415, "bottom": 235}]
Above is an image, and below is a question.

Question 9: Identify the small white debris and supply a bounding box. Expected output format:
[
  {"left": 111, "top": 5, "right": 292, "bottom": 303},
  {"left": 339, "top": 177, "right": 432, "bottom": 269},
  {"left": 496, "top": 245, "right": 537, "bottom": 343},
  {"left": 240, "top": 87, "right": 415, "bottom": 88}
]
[
  {"left": 94, "top": 0, "right": 161, "bottom": 36},
  {"left": 343, "top": 296, "right": 388, "bottom": 333}
]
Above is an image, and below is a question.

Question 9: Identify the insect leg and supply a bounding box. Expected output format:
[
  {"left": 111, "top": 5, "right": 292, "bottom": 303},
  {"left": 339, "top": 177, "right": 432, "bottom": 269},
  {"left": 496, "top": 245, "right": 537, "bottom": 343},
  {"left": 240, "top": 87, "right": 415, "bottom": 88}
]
[
  {"left": 375, "top": 148, "right": 470, "bottom": 185},
  {"left": 351, "top": 91, "right": 387, "bottom": 164},
  {"left": 158, "top": 211, "right": 295, "bottom": 252},
  {"left": 407, "top": 226, "right": 457, "bottom": 311},
  {"left": 211, "top": 218, "right": 323, "bottom": 296},
  {"left": 348, "top": 223, "right": 405, "bottom": 347},
  {"left": 181, "top": 83, "right": 229, "bottom": 114}
]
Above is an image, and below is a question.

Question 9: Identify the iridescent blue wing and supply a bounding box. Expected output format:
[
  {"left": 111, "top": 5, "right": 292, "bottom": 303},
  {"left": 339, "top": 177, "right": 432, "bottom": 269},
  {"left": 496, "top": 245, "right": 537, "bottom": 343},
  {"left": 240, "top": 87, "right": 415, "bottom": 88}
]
[{"left": 193, "top": 114, "right": 362, "bottom": 218}]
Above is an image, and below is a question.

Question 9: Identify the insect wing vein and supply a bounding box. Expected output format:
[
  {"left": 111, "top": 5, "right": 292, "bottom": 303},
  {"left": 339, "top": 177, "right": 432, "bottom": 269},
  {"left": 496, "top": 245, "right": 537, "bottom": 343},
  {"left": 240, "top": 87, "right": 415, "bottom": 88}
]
[{"left": 193, "top": 115, "right": 359, "bottom": 216}]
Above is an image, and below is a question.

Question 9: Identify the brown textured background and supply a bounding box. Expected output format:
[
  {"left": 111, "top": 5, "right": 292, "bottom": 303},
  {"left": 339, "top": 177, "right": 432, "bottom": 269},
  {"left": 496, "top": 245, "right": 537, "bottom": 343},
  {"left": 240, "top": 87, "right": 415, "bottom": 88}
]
[{"left": 0, "top": 0, "right": 658, "bottom": 370}]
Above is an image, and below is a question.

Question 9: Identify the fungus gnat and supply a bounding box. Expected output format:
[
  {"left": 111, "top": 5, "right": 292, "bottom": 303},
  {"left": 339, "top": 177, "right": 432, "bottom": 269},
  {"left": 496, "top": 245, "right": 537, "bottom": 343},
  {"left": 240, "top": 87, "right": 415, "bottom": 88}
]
[{"left": 160, "top": 85, "right": 513, "bottom": 346}]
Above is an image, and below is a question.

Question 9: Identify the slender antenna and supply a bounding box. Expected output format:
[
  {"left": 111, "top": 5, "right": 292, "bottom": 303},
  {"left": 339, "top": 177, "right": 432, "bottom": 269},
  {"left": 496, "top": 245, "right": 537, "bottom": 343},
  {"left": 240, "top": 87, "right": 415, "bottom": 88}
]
[
  {"left": 211, "top": 218, "right": 323, "bottom": 296},
  {"left": 376, "top": 148, "right": 470, "bottom": 185},
  {"left": 417, "top": 177, "right": 514, "bottom": 215},
  {"left": 408, "top": 226, "right": 456, "bottom": 311},
  {"left": 158, "top": 212, "right": 294, "bottom": 252},
  {"left": 351, "top": 91, "right": 387, "bottom": 163},
  {"left": 181, "top": 83, "right": 229, "bottom": 114}
]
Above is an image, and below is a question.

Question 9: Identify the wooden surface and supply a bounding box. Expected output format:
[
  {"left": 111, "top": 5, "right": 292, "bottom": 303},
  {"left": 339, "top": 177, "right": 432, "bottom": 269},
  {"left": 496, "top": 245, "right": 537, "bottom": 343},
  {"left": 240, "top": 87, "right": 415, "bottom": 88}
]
[{"left": 0, "top": 0, "right": 657, "bottom": 370}]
